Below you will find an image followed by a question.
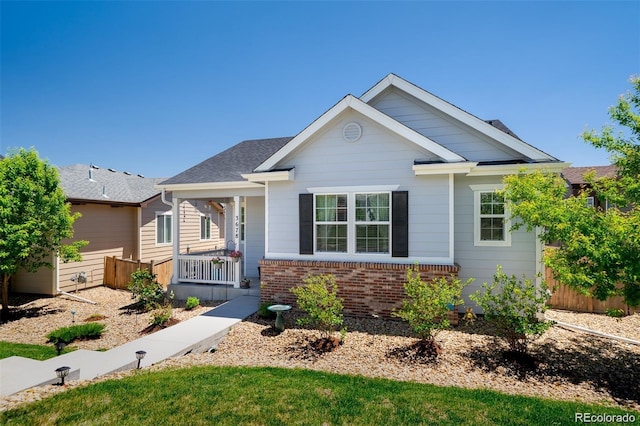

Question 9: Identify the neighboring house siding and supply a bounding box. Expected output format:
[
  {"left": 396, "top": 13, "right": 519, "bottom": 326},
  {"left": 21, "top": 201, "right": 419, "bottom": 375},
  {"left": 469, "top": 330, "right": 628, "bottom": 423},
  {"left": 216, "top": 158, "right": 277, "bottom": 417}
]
[
  {"left": 59, "top": 204, "right": 138, "bottom": 292},
  {"left": 140, "top": 198, "right": 223, "bottom": 261},
  {"left": 454, "top": 175, "right": 538, "bottom": 304},
  {"left": 369, "top": 88, "right": 521, "bottom": 162},
  {"left": 267, "top": 111, "right": 451, "bottom": 260},
  {"left": 13, "top": 252, "right": 56, "bottom": 295}
]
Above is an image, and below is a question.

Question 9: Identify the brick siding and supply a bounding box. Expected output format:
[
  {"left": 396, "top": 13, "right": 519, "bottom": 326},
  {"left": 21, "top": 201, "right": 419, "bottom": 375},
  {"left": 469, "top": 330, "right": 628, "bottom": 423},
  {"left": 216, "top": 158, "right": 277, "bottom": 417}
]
[{"left": 259, "top": 259, "right": 460, "bottom": 319}]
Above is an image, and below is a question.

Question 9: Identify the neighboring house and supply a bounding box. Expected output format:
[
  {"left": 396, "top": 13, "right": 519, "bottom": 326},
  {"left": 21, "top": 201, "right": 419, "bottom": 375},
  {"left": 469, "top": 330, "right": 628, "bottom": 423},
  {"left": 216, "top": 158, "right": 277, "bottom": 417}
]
[
  {"left": 157, "top": 73, "right": 566, "bottom": 317},
  {"left": 13, "top": 164, "right": 224, "bottom": 295},
  {"left": 562, "top": 165, "right": 617, "bottom": 210}
]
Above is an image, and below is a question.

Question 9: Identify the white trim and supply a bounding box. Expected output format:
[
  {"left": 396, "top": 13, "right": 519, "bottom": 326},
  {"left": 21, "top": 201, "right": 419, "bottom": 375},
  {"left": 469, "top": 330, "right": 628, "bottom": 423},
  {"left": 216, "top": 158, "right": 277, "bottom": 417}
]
[
  {"left": 255, "top": 95, "right": 464, "bottom": 172},
  {"left": 264, "top": 181, "right": 270, "bottom": 257},
  {"left": 449, "top": 173, "right": 455, "bottom": 261},
  {"left": 361, "top": 74, "right": 557, "bottom": 162},
  {"left": 155, "top": 211, "right": 173, "bottom": 246},
  {"left": 242, "top": 169, "right": 295, "bottom": 182},
  {"left": 307, "top": 185, "right": 399, "bottom": 193},
  {"left": 199, "top": 213, "right": 212, "bottom": 241},
  {"left": 470, "top": 184, "right": 511, "bottom": 247},
  {"left": 156, "top": 181, "right": 265, "bottom": 191},
  {"left": 466, "top": 162, "right": 569, "bottom": 177},
  {"left": 413, "top": 162, "right": 478, "bottom": 175}
]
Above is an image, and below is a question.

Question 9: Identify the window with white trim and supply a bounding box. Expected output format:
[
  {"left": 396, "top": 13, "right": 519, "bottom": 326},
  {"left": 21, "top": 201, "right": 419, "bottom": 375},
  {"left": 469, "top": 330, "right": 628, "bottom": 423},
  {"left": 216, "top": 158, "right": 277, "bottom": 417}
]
[
  {"left": 471, "top": 185, "right": 511, "bottom": 247},
  {"left": 156, "top": 213, "right": 172, "bottom": 244},
  {"left": 314, "top": 192, "right": 390, "bottom": 254},
  {"left": 200, "top": 215, "right": 211, "bottom": 240}
]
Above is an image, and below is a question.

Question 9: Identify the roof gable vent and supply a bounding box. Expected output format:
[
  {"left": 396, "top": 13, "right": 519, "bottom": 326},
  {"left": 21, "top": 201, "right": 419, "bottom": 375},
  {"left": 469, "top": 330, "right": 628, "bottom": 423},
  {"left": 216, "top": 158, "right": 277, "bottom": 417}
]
[{"left": 342, "top": 122, "right": 362, "bottom": 143}]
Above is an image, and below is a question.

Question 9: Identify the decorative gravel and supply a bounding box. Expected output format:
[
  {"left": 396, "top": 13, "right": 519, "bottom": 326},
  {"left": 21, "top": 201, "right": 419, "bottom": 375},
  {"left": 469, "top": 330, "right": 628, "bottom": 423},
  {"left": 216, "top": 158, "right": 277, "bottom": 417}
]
[{"left": 1, "top": 287, "right": 639, "bottom": 413}]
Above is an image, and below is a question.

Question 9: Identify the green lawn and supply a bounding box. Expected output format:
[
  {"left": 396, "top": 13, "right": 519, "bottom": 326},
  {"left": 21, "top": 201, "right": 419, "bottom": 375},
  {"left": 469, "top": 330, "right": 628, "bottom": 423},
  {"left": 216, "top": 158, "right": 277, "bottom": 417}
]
[
  {"left": 2, "top": 366, "right": 638, "bottom": 425},
  {"left": 0, "top": 341, "right": 75, "bottom": 361}
]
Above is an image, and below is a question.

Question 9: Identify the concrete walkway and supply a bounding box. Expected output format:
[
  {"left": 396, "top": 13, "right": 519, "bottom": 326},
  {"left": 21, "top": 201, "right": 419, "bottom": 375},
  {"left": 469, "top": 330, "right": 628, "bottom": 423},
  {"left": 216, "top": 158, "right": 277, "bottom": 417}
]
[{"left": 0, "top": 295, "right": 259, "bottom": 397}]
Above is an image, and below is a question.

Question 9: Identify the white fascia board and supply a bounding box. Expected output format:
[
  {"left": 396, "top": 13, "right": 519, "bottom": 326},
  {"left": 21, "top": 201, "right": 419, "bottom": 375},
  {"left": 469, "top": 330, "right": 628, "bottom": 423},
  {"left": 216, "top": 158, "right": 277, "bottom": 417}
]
[
  {"left": 241, "top": 169, "right": 295, "bottom": 182},
  {"left": 255, "top": 95, "right": 464, "bottom": 172},
  {"left": 466, "top": 162, "right": 570, "bottom": 177},
  {"left": 155, "top": 181, "right": 265, "bottom": 191},
  {"left": 413, "top": 162, "right": 478, "bottom": 175},
  {"left": 361, "top": 74, "right": 557, "bottom": 162}
]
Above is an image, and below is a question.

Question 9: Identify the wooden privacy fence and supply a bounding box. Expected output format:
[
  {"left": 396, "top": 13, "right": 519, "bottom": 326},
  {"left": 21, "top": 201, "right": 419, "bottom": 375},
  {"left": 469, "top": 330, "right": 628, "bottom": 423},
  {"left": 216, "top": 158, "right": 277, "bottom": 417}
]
[
  {"left": 104, "top": 256, "right": 173, "bottom": 290},
  {"left": 545, "top": 267, "right": 640, "bottom": 315}
]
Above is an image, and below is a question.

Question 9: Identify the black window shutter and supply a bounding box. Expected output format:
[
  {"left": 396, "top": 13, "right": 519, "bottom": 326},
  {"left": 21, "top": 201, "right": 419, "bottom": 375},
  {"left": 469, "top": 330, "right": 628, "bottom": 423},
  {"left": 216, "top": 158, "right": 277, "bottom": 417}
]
[
  {"left": 392, "top": 191, "right": 409, "bottom": 257},
  {"left": 299, "top": 193, "right": 314, "bottom": 255}
]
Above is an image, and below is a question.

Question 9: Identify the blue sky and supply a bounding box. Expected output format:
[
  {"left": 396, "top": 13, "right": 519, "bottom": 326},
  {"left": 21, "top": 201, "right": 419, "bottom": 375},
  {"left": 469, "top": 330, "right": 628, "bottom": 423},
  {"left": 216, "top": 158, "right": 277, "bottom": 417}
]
[{"left": 2, "top": 1, "right": 639, "bottom": 178}]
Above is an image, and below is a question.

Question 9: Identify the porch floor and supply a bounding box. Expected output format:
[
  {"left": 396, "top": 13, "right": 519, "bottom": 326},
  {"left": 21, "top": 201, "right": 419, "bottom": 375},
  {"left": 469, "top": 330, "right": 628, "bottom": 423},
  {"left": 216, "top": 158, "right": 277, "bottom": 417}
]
[{"left": 168, "top": 277, "right": 260, "bottom": 301}]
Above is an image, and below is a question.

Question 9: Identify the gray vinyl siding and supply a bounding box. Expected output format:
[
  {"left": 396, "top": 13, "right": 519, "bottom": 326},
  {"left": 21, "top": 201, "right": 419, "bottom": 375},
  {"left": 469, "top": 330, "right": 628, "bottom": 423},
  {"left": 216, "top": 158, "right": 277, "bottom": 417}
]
[
  {"left": 369, "top": 88, "right": 523, "bottom": 162},
  {"left": 244, "top": 196, "right": 265, "bottom": 278},
  {"left": 454, "top": 175, "right": 538, "bottom": 306},
  {"left": 267, "top": 110, "right": 450, "bottom": 259}
]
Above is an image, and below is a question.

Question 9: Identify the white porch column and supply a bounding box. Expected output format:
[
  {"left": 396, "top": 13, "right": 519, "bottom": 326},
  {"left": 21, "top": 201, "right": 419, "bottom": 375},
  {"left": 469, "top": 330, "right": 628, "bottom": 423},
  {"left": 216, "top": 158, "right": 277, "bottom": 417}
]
[
  {"left": 233, "top": 195, "right": 241, "bottom": 288},
  {"left": 171, "top": 197, "right": 181, "bottom": 284}
]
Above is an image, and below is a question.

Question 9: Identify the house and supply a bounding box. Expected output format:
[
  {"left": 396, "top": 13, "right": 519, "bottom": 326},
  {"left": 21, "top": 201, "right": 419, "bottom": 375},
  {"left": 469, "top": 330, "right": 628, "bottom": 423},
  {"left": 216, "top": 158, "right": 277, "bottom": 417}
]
[
  {"left": 12, "top": 164, "right": 224, "bottom": 296},
  {"left": 562, "top": 165, "right": 617, "bottom": 210},
  {"left": 157, "top": 74, "right": 566, "bottom": 317}
]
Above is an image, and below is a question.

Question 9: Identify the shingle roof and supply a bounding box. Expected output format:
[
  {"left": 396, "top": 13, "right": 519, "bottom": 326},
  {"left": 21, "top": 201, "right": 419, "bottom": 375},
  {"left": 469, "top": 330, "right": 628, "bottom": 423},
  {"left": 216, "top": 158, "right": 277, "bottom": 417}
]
[
  {"left": 485, "top": 119, "right": 521, "bottom": 140},
  {"left": 562, "top": 165, "right": 618, "bottom": 185},
  {"left": 59, "top": 164, "right": 164, "bottom": 204},
  {"left": 160, "top": 137, "right": 294, "bottom": 185}
]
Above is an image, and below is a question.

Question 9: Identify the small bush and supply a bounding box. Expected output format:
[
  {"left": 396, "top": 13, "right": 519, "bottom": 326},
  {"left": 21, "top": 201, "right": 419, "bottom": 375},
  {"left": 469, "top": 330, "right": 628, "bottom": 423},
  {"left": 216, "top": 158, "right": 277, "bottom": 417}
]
[
  {"left": 257, "top": 302, "right": 277, "bottom": 319},
  {"left": 150, "top": 305, "right": 173, "bottom": 326},
  {"left": 393, "top": 265, "right": 473, "bottom": 357},
  {"left": 470, "top": 265, "right": 552, "bottom": 354},
  {"left": 185, "top": 296, "right": 200, "bottom": 311},
  {"left": 47, "top": 323, "right": 106, "bottom": 344},
  {"left": 290, "top": 274, "right": 345, "bottom": 340},
  {"left": 606, "top": 308, "right": 625, "bottom": 318},
  {"left": 128, "top": 269, "right": 165, "bottom": 312}
]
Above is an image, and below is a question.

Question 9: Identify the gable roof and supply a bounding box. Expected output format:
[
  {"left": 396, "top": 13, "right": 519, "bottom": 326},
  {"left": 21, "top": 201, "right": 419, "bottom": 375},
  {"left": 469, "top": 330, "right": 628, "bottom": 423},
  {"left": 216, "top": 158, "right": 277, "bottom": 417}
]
[
  {"left": 562, "top": 165, "right": 618, "bottom": 185},
  {"left": 254, "top": 95, "right": 466, "bottom": 172},
  {"left": 160, "top": 137, "right": 293, "bottom": 186},
  {"left": 360, "top": 73, "right": 557, "bottom": 162},
  {"left": 59, "top": 164, "right": 164, "bottom": 205}
]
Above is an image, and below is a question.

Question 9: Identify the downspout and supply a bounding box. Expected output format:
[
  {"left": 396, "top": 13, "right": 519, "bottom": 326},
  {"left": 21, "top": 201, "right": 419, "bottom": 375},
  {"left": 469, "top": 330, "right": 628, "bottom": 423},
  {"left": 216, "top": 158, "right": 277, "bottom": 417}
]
[
  {"left": 161, "top": 188, "right": 173, "bottom": 208},
  {"left": 56, "top": 252, "right": 97, "bottom": 305},
  {"left": 161, "top": 189, "right": 178, "bottom": 285}
]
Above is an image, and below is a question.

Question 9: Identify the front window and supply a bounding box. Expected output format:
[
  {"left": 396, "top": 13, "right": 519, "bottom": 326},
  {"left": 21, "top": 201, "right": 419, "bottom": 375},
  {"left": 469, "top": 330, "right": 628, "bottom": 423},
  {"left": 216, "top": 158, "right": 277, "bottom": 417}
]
[
  {"left": 314, "top": 192, "right": 390, "bottom": 254},
  {"left": 471, "top": 185, "right": 511, "bottom": 247},
  {"left": 156, "top": 213, "right": 172, "bottom": 244},
  {"left": 200, "top": 215, "right": 211, "bottom": 240},
  {"left": 355, "top": 193, "right": 390, "bottom": 253}
]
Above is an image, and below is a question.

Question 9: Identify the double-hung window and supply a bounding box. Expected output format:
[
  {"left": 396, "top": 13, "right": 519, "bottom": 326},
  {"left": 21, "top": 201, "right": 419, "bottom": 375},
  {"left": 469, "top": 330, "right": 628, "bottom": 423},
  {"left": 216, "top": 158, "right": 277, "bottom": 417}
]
[
  {"left": 470, "top": 185, "right": 511, "bottom": 247},
  {"left": 156, "top": 213, "right": 172, "bottom": 245},
  {"left": 200, "top": 215, "right": 211, "bottom": 240},
  {"left": 314, "top": 192, "right": 390, "bottom": 254}
]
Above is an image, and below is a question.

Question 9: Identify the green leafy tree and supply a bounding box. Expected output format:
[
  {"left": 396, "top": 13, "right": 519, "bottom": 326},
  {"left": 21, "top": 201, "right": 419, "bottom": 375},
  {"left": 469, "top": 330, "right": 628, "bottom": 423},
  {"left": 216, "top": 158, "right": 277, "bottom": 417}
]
[
  {"left": 0, "top": 148, "right": 87, "bottom": 320},
  {"left": 502, "top": 77, "right": 640, "bottom": 307},
  {"left": 290, "top": 274, "right": 345, "bottom": 341},
  {"left": 393, "top": 266, "right": 472, "bottom": 357},
  {"left": 470, "top": 266, "right": 551, "bottom": 354}
]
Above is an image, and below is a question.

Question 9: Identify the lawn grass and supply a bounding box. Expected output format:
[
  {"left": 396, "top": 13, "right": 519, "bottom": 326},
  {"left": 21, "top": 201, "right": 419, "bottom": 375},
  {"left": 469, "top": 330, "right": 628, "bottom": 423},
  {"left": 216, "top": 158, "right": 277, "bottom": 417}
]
[
  {"left": 0, "top": 341, "right": 75, "bottom": 361},
  {"left": 2, "top": 366, "right": 638, "bottom": 425}
]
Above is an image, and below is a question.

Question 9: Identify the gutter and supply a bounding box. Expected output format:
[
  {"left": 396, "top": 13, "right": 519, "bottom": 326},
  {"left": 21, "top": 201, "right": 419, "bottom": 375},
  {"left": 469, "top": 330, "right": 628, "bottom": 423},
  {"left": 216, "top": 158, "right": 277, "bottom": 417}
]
[{"left": 161, "top": 188, "right": 173, "bottom": 208}]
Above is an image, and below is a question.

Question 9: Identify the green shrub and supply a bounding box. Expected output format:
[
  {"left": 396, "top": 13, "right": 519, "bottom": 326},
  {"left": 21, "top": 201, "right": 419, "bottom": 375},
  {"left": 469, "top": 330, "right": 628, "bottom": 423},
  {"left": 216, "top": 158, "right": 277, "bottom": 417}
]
[
  {"left": 470, "top": 265, "right": 552, "bottom": 354},
  {"left": 150, "top": 305, "right": 173, "bottom": 326},
  {"left": 257, "top": 302, "right": 277, "bottom": 319},
  {"left": 47, "top": 323, "right": 106, "bottom": 344},
  {"left": 393, "top": 266, "right": 473, "bottom": 351},
  {"left": 605, "top": 308, "right": 625, "bottom": 318},
  {"left": 290, "top": 274, "right": 345, "bottom": 340},
  {"left": 128, "top": 268, "right": 165, "bottom": 311},
  {"left": 185, "top": 296, "right": 200, "bottom": 311}
]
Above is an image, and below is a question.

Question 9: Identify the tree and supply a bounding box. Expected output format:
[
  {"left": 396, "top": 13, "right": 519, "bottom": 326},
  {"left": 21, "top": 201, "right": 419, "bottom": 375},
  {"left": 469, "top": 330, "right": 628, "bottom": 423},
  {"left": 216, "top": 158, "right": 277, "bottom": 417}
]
[
  {"left": 0, "top": 148, "right": 86, "bottom": 320},
  {"left": 502, "top": 77, "right": 640, "bottom": 307}
]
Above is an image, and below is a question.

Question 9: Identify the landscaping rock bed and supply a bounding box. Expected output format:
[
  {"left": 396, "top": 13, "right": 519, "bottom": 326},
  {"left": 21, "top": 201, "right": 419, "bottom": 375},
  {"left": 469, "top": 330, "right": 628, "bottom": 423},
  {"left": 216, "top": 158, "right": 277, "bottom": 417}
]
[{"left": 1, "top": 287, "right": 639, "bottom": 413}]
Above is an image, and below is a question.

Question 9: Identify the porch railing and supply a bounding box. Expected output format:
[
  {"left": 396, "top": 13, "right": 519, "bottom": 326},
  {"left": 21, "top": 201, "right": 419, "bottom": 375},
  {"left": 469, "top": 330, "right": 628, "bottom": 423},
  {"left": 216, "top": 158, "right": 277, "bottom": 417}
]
[{"left": 177, "top": 255, "right": 239, "bottom": 286}]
